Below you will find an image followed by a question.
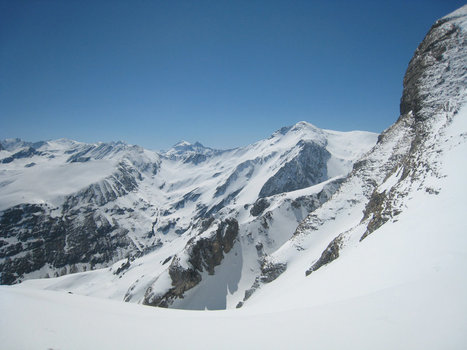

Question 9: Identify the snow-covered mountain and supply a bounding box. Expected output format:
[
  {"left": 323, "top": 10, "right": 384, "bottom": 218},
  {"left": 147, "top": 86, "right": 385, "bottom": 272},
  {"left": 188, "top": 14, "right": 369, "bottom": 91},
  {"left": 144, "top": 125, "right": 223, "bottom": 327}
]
[
  {"left": 0, "top": 121, "right": 376, "bottom": 294},
  {"left": 1, "top": 5, "right": 467, "bottom": 349}
]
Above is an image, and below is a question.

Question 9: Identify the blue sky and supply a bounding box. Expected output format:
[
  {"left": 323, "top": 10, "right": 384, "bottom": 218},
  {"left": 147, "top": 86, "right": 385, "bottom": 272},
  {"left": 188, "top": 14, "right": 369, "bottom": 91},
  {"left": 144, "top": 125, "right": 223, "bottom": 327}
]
[{"left": 0, "top": 0, "right": 465, "bottom": 150}]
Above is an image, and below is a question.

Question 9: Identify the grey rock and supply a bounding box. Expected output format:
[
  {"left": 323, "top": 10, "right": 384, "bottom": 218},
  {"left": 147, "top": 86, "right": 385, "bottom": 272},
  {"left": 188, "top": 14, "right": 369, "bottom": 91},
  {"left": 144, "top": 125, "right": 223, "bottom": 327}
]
[
  {"left": 1, "top": 147, "right": 42, "bottom": 164},
  {"left": 305, "top": 235, "right": 343, "bottom": 276},
  {"left": 0, "top": 203, "right": 133, "bottom": 284},
  {"left": 143, "top": 218, "right": 239, "bottom": 307},
  {"left": 362, "top": 8, "right": 467, "bottom": 241},
  {"left": 250, "top": 198, "right": 270, "bottom": 217},
  {"left": 239, "top": 259, "right": 287, "bottom": 306},
  {"left": 259, "top": 140, "right": 330, "bottom": 198}
]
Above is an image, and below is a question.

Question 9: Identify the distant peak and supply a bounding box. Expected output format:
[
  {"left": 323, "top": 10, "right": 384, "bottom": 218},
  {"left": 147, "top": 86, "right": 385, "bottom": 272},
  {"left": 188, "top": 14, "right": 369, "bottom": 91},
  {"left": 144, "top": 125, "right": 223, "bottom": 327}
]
[
  {"left": 173, "top": 140, "right": 192, "bottom": 147},
  {"left": 3, "top": 137, "right": 22, "bottom": 143},
  {"left": 171, "top": 140, "right": 207, "bottom": 149},
  {"left": 290, "top": 121, "right": 319, "bottom": 131},
  {"left": 164, "top": 140, "right": 217, "bottom": 160},
  {"left": 0, "top": 138, "right": 33, "bottom": 152},
  {"left": 273, "top": 121, "right": 321, "bottom": 136},
  {"left": 52, "top": 138, "right": 80, "bottom": 145},
  {"left": 295, "top": 121, "right": 312, "bottom": 127}
]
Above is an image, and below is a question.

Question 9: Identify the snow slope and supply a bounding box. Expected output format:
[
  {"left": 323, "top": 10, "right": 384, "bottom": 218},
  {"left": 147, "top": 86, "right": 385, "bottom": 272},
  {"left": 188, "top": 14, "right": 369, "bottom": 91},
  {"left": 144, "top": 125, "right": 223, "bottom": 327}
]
[{"left": 1, "top": 257, "right": 466, "bottom": 350}]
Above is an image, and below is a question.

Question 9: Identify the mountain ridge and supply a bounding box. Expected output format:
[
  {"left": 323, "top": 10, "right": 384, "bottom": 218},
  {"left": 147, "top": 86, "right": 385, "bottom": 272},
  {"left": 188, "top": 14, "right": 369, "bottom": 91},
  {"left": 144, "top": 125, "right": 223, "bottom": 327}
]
[{"left": 0, "top": 121, "right": 377, "bottom": 289}]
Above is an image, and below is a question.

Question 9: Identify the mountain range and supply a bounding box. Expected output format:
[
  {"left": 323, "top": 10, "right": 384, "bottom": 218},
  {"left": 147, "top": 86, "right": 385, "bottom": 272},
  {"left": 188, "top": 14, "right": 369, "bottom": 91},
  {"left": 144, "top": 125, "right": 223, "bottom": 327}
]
[
  {"left": 0, "top": 120, "right": 377, "bottom": 308},
  {"left": 1, "top": 5, "right": 467, "bottom": 349}
]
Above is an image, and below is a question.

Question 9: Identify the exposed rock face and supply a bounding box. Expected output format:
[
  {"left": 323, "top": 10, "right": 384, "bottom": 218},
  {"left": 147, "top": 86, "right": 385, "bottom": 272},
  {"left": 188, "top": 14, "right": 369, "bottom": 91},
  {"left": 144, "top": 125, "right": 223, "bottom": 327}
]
[
  {"left": 63, "top": 162, "right": 140, "bottom": 210},
  {"left": 291, "top": 178, "right": 344, "bottom": 212},
  {"left": 250, "top": 198, "right": 270, "bottom": 217},
  {"left": 1, "top": 147, "right": 42, "bottom": 164},
  {"left": 361, "top": 7, "right": 467, "bottom": 241},
  {"left": 400, "top": 11, "right": 467, "bottom": 120},
  {"left": 259, "top": 260, "right": 287, "bottom": 283},
  {"left": 259, "top": 140, "right": 330, "bottom": 198},
  {"left": 305, "top": 235, "right": 343, "bottom": 276},
  {"left": 0, "top": 153, "right": 152, "bottom": 284},
  {"left": 298, "top": 6, "right": 467, "bottom": 276},
  {"left": 237, "top": 258, "right": 287, "bottom": 308},
  {"left": 0, "top": 203, "right": 132, "bottom": 284},
  {"left": 143, "top": 218, "right": 239, "bottom": 308}
]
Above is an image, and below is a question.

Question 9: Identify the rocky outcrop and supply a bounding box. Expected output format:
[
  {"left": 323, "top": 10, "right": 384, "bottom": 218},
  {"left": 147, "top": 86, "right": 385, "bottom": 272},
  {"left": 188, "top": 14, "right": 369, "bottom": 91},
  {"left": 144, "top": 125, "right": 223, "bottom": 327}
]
[
  {"left": 259, "top": 140, "right": 330, "bottom": 198},
  {"left": 0, "top": 159, "right": 152, "bottom": 285},
  {"left": 236, "top": 258, "right": 287, "bottom": 308},
  {"left": 305, "top": 235, "right": 343, "bottom": 276},
  {"left": 361, "top": 7, "right": 467, "bottom": 241},
  {"left": 1, "top": 147, "right": 42, "bottom": 164},
  {"left": 0, "top": 203, "right": 133, "bottom": 284},
  {"left": 299, "top": 7, "right": 467, "bottom": 277},
  {"left": 63, "top": 162, "right": 141, "bottom": 210},
  {"left": 400, "top": 9, "right": 467, "bottom": 121},
  {"left": 291, "top": 178, "right": 344, "bottom": 212},
  {"left": 250, "top": 198, "right": 270, "bottom": 217},
  {"left": 143, "top": 218, "right": 239, "bottom": 307}
]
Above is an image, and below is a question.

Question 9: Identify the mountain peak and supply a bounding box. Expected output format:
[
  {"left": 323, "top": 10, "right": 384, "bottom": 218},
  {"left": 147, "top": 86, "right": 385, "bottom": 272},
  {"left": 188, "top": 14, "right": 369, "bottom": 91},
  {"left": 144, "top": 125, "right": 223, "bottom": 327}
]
[
  {"left": 290, "top": 121, "right": 320, "bottom": 132},
  {"left": 164, "top": 140, "right": 219, "bottom": 162},
  {"left": 274, "top": 121, "right": 321, "bottom": 136},
  {"left": 173, "top": 140, "right": 193, "bottom": 148},
  {"left": 270, "top": 121, "right": 327, "bottom": 148},
  {"left": 169, "top": 140, "right": 208, "bottom": 152}
]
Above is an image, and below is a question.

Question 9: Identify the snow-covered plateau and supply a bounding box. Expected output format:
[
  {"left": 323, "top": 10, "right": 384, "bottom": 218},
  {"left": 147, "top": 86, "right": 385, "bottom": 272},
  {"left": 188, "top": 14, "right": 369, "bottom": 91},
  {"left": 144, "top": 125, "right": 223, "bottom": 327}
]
[{"left": 1, "top": 5, "right": 467, "bottom": 350}]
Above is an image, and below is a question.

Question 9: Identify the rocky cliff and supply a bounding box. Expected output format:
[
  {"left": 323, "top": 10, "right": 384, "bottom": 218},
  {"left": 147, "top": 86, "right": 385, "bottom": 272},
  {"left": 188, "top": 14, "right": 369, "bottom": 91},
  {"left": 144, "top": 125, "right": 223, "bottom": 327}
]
[{"left": 290, "top": 5, "right": 467, "bottom": 278}]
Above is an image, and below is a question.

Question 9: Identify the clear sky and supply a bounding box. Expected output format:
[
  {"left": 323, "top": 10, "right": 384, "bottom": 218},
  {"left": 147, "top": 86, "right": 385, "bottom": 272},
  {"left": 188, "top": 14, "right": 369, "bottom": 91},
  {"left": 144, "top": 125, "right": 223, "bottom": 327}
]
[{"left": 0, "top": 0, "right": 465, "bottom": 151}]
